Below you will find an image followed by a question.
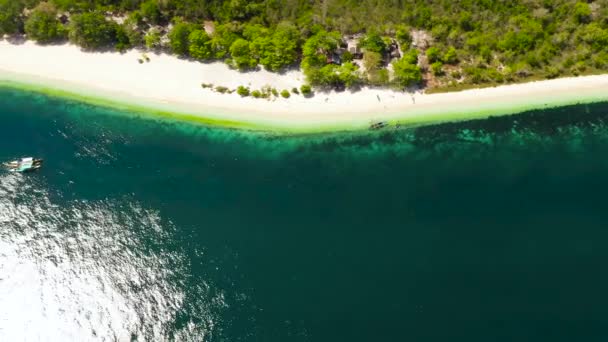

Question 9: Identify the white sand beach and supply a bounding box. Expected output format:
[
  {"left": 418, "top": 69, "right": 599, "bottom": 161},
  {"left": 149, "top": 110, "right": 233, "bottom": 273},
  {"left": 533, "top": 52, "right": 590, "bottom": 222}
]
[{"left": 1, "top": 40, "right": 608, "bottom": 132}]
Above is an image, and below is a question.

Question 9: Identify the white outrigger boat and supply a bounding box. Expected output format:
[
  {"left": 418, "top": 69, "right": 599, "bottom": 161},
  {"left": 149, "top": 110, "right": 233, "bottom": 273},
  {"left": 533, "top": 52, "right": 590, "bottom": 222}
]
[{"left": 4, "top": 157, "right": 43, "bottom": 173}]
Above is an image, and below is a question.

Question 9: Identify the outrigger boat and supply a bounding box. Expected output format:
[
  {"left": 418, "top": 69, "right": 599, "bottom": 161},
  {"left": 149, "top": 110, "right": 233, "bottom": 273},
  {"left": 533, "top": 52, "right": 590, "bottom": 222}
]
[
  {"left": 370, "top": 121, "right": 389, "bottom": 130},
  {"left": 4, "top": 157, "right": 43, "bottom": 173}
]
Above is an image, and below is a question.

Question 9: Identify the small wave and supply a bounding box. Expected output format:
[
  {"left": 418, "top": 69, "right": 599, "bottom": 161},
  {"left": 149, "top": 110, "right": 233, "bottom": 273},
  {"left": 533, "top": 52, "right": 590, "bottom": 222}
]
[{"left": 0, "top": 174, "right": 223, "bottom": 341}]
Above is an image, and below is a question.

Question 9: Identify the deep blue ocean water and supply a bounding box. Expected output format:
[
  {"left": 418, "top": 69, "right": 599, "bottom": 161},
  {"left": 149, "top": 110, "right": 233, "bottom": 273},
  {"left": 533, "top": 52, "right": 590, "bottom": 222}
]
[{"left": 2, "top": 87, "right": 608, "bottom": 341}]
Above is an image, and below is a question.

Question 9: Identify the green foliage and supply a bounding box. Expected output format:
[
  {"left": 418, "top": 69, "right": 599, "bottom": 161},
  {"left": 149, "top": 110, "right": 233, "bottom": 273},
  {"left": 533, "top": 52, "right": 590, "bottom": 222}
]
[
  {"left": 237, "top": 85, "right": 250, "bottom": 96},
  {"left": 115, "top": 24, "right": 132, "bottom": 51},
  {"left": 360, "top": 32, "right": 387, "bottom": 54},
  {"left": 392, "top": 58, "right": 422, "bottom": 88},
  {"left": 443, "top": 47, "right": 458, "bottom": 64},
  {"left": 258, "top": 22, "right": 300, "bottom": 71},
  {"left": 210, "top": 23, "right": 240, "bottom": 59},
  {"left": 140, "top": 0, "right": 161, "bottom": 25},
  {"left": 215, "top": 86, "right": 229, "bottom": 93},
  {"left": 363, "top": 51, "right": 382, "bottom": 71},
  {"left": 395, "top": 26, "right": 412, "bottom": 47},
  {"left": 280, "top": 89, "right": 290, "bottom": 98},
  {"left": 291, "top": 87, "right": 299, "bottom": 94},
  {"left": 168, "top": 21, "right": 196, "bottom": 56},
  {"left": 25, "top": 2, "right": 66, "bottom": 43},
  {"left": 0, "top": 0, "right": 24, "bottom": 34},
  {"left": 431, "top": 61, "right": 443, "bottom": 76},
  {"left": 189, "top": 29, "right": 213, "bottom": 60},
  {"left": 337, "top": 62, "right": 361, "bottom": 88},
  {"left": 229, "top": 38, "right": 258, "bottom": 70},
  {"left": 402, "top": 49, "right": 419, "bottom": 65},
  {"left": 426, "top": 46, "right": 440, "bottom": 63},
  {"left": 251, "top": 89, "right": 262, "bottom": 98},
  {"left": 573, "top": 2, "right": 592, "bottom": 24},
  {"left": 145, "top": 28, "right": 162, "bottom": 49},
  {"left": 7, "top": 0, "right": 608, "bottom": 90},
  {"left": 68, "top": 12, "right": 118, "bottom": 49},
  {"left": 300, "top": 84, "right": 312, "bottom": 96},
  {"left": 580, "top": 23, "right": 608, "bottom": 51}
]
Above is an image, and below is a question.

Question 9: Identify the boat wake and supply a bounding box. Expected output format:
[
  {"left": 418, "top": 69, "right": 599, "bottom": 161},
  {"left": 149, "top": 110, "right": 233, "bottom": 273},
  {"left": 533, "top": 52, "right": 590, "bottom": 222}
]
[{"left": 0, "top": 174, "right": 223, "bottom": 341}]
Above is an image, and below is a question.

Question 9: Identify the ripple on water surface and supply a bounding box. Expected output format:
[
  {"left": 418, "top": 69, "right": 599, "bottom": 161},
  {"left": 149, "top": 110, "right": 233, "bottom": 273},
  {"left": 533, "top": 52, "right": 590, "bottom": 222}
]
[{"left": 0, "top": 173, "right": 224, "bottom": 341}]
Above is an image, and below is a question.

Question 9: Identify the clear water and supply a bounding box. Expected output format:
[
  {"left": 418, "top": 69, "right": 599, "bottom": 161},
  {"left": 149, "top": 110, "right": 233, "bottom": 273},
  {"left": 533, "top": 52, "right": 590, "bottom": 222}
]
[{"left": 2, "top": 87, "right": 608, "bottom": 341}]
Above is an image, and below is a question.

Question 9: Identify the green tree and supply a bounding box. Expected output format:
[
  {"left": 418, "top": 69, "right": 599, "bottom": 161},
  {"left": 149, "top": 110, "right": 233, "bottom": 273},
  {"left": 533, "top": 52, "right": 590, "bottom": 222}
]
[
  {"left": 168, "top": 21, "right": 196, "bottom": 56},
  {"left": 402, "top": 49, "right": 419, "bottom": 64},
  {"left": 188, "top": 29, "right": 213, "bottom": 60},
  {"left": 140, "top": 0, "right": 162, "bottom": 25},
  {"left": 115, "top": 24, "right": 133, "bottom": 51},
  {"left": 425, "top": 46, "right": 440, "bottom": 63},
  {"left": 145, "top": 28, "right": 161, "bottom": 49},
  {"left": 337, "top": 62, "right": 361, "bottom": 88},
  {"left": 237, "top": 85, "right": 250, "bottom": 96},
  {"left": 68, "top": 12, "right": 118, "bottom": 49},
  {"left": 280, "top": 89, "right": 290, "bottom": 98},
  {"left": 300, "top": 84, "right": 312, "bottom": 96},
  {"left": 431, "top": 61, "right": 443, "bottom": 75},
  {"left": 395, "top": 25, "right": 412, "bottom": 47},
  {"left": 0, "top": 0, "right": 24, "bottom": 34},
  {"left": 24, "top": 2, "right": 66, "bottom": 44},
  {"left": 392, "top": 58, "right": 422, "bottom": 88},
  {"left": 443, "top": 47, "right": 458, "bottom": 64},
  {"left": 360, "top": 32, "right": 387, "bottom": 54},
  {"left": 574, "top": 2, "right": 592, "bottom": 24},
  {"left": 259, "top": 22, "right": 300, "bottom": 71},
  {"left": 122, "top": 17, "right": 143, "bottom": 47},
  {"left": 230, "top": 38, "right": 257, "bottom": 69}
]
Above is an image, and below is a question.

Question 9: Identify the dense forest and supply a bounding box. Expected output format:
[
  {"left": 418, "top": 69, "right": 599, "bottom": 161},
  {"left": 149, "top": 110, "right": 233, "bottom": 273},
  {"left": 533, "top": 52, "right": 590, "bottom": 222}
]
[{"left": 1, "top": 0, "right": 608, "bottom": 92}]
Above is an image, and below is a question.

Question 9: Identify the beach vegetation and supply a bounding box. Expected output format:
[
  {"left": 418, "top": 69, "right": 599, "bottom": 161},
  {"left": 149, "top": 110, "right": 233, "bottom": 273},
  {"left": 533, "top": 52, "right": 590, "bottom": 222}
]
[
  {"left": 24, "top": 2, "right": 66, "bottom": 44},
  {"left": 251, "top": 90, "right": 262, "bottom": 98},
  {"left": 271, "top": 88, "right": 279, "bottom": 97},
  {"left": 443, "top": 47, "right": 458, "bottom": 65},
  {"left": 431, "top": 61, "right": 443, "bottom": 76},
  {"left": 392, "top": 58, "right": 422, "bottom": 88},
  {"left": 8, "top": 0, "right": 608, "bottom": 91},
  {"left": 360, "top": 32, "right": 387, "bottom": 54},
  {"left": 402, "top": 49, "right": 419, "bottom": 65},
  {"left": 573, "top": 2, "right": 592, "bottom": 24},
  {"left": 168, "top": 21, "right": 196, "bottom": 56},
  {"left": 229, "top": 38, "right": 258, "bottom": 70},
  {"left": 68, "top": 12, "right": 119, "bottom": 49},
  {"left": 115, "top": 24, "right": 132, "bottom": 52},
  {"left": 140, "top": 0, "right": 162, "bottom": 25},
  {"left": 201, "top": 83, "right": 213, "bottom": 88},
  {"left": 215, "top": 86, "right": 229, "bottom": 93},
  {"left": 300, "top": 84, "right": 312, "bottom": 97},
  {"left": 188, "top": 29, "right": 213, "bottom": 60},
  {"left": 395, "top": 26, "right": 412, "bottom": 48},
  {"left": 281, "top": 90, "right": 290, "bottom": 98},
  {"left": 122, "top": 19, "right": 143, "bottom": 47},
  {"left": 426, "top": 47, "right": 441, "bottom": 63},
  {"left": 145, "top": 28, "right": 162, "bottom": 49},
  {"left": 291, "top": 87, "right": 299, "bottom": 94},
  {"left": 237, "top": 85, "right": 250, "bottom": 96},
  {"left": 0, "top": 0, "right": 24, "bottom": 35}
]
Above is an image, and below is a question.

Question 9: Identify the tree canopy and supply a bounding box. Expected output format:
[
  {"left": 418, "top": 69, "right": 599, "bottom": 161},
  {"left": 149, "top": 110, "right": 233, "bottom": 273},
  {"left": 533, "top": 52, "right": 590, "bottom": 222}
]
[
  {"left": 2, "top": 0, "right": 608, "bottom": 91},
  {"left": 24, "top": 2, "right": 66, "bottom": 43}
]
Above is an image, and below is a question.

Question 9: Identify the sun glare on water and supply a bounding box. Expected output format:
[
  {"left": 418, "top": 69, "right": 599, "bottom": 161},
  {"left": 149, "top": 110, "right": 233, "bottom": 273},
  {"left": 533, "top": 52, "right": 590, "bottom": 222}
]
[{"left": 0, "top": 173, "right": 222, "bottom": 341}]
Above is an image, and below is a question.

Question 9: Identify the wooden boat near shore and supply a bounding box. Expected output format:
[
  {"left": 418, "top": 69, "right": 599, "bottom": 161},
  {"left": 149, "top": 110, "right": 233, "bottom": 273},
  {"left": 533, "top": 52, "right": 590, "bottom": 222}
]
[{"left": 370, "top": 121, "right": 388, "bottom": 130}]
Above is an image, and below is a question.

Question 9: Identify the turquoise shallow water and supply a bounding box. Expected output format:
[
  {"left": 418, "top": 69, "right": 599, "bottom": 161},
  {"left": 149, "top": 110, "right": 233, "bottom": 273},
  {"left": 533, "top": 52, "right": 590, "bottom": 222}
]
[{"left": 2, "top": 87, "right": 608, "bottom": 341}]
